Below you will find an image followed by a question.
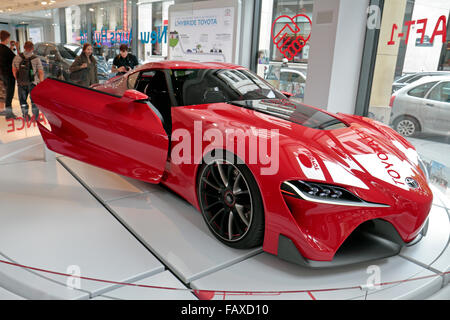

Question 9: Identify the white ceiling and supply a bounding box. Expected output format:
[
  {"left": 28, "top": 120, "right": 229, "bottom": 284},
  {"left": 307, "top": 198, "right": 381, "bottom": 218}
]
[{"left": 0, "top": 0, "right": 108, "bottom": 14}]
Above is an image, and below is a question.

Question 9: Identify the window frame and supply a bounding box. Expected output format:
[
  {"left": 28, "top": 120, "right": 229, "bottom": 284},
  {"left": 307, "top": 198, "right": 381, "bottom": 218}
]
[
  {"left": 425, "top": 81, "right": 450, "bottom": 103},
  {"left": 407, "top": 81, "right": 439, "bottom": 99}
]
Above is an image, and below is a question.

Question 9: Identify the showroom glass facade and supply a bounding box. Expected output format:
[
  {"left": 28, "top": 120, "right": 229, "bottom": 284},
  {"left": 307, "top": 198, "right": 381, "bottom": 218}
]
[
  {"left": 0, "top": 0, "right": 174, "bottom": 64},
  {"left": 257, "top": 0, "right": 313, "bottom": 102},
  {"left": 366, "top": 0, "right": 450, "bottom": 199}
]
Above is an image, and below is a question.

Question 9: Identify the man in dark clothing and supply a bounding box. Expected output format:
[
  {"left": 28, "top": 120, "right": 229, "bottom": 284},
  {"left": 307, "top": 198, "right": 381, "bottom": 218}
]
[
  {"left": 111, "top": 44, "right": 139, "bottom": 76},
  {"left": 0, "top": 30, "right": 19, "bottom": 119}
]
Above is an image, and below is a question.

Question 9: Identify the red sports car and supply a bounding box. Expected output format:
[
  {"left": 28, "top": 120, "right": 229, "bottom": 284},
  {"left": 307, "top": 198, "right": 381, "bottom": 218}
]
[{"left": 31, "top": 61, "right": 432, "bottom": 268}]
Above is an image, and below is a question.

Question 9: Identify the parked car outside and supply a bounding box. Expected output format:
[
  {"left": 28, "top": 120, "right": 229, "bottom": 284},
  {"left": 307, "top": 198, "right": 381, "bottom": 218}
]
[
  {"left": 265, "top": 64, "right": 307, "bottom": 100},
  {"left": 390, "top": 75, "right": 450, "bottom": 137},
  {"left": 34, "top": 42, "right": 76, "bottom": 81},
  {"left": 391, "top": 71, "right": 450, "bottom": 93}
]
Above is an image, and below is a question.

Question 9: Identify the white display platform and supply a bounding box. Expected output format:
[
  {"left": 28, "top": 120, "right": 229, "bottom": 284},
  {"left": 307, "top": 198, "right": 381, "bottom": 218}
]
[
  {"left": 0, "top": 136, "right": 448, "bottom": 300},
  {"left": 0, "top": 286, "right": 25, "bottom": 300},
  {"left": 94, "top": 271, "right": 197, "bottom": 300},
  {"left": 59, "top": 156, "right": 263, "bottom": 284},
  {"left": 0, "top": 138, "right": 165, "bottom": 299}
]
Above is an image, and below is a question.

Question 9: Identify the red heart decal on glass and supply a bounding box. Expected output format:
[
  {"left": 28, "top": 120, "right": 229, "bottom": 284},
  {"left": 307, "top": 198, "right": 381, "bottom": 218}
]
[{"left": 271, "top": 14, "right": 312, "bottom": 61}]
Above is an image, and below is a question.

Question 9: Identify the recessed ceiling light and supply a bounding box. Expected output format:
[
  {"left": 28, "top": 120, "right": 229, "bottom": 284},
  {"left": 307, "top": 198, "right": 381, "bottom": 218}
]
[{"left": 41, "top": 1, "right": 48, "bottom": 5}]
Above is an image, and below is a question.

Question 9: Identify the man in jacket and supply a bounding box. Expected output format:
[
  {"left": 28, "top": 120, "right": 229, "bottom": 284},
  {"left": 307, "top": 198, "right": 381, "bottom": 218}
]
[
  {"left": 112, "top": 44, "right": 139, "bottom": 76},
  {"left": 12, "top": 41, "right": 44, "bottom": 122},
  {"left": 0, "top": 30, "right": 19, "bottom": 119}
]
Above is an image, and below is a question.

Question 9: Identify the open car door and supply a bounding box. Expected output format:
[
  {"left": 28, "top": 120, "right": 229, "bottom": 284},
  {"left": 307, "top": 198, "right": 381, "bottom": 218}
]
[{"left": 31, "top": 78, "right": 169, "bottom": 184}]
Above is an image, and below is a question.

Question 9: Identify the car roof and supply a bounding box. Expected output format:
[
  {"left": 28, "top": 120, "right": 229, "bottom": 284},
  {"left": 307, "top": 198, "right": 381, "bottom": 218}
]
[
  {"left": 396, "top": 75, "right": 450, "bottom": 94},
  {"left": 135, "top": 60, "right": 246, "bottom": 71}
]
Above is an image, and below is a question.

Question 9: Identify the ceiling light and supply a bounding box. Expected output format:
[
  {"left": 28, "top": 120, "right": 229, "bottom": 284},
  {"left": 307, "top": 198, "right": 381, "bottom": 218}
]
[
  {"left": 41, "top": 1, "right": 48, "bottom": 5},
  {"left": 89, "top": 8, "right": 95, "bottom": 12}
]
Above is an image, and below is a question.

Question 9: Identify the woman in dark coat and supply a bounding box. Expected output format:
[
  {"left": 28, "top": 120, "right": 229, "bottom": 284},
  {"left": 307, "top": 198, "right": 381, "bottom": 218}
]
[{"left": 69, "top": 43, "right": 98, "bottom": 87}]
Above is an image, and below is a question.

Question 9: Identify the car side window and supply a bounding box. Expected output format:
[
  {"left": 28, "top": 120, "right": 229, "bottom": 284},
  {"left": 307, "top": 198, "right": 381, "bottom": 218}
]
[
  {"left": 407, "top": 82, "right": 438, "bottom": 98},
  {"left": 280, "top": 72, "right": 292, "bottom": 82},
  {"left": 427, "top": 82, "right": 450, "bottom": 103},
  {"left": 127, "top": 72, "right": 140, "bottom": 89},
  {"left": 405, "top": 74, "right": 423, "bottom": 83},
  {"left": 35, "top": 45, "right": 45, "bottom": 56}
]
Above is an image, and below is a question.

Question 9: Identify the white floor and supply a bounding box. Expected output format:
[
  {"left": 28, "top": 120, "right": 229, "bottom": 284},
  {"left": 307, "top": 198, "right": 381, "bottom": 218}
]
[{"left": 0, "top": 136, "right": 448, "bottom": 300}]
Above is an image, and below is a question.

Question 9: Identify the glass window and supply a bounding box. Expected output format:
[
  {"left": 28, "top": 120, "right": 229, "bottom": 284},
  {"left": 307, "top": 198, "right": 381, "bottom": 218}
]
[
  {"left": 169, "top": 69, "right": 285, "bottom": 106},
  {"left": 407, "top": 82, "right": 438, "bottom": 98},
  {"left": 56, "top": 44, "right": 77, "bottom": 60},
  {"left": 366, "top": 0, "right": 450, "bottom": 202},
  {"left": 256, "top": 0, "right": 314, "bottom": 103},
  {"left": 127, "top": 71, "right": 140, "bottom": 89},
  {"left": 428, "top": 82, "right": 450, "bottom": 103},
  {"left": 35, "top": 44, "right": 46, "bottom": 56},
  {"left": 405, "top": 74, "right": 426, "bottom": 83},
  {"left": 395, "top": 73, "right": 415, "bottom": 83}
]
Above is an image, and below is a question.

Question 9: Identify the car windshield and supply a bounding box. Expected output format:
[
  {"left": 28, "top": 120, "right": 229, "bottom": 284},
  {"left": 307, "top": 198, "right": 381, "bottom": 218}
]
[
  {"left": 169, "top": 68, "right": 286, "bottom": 106},
  {"left": 57, "top": 44, "right": 77, "bottom": 60}
]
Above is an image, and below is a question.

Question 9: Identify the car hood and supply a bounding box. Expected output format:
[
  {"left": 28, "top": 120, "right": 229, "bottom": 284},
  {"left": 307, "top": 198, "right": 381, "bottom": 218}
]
[
  {"left": 226, "top": 99, "right": 427, "bottom": 194},
  {"left": 229, "top": 99, "right": 347, "bottom": 130}
]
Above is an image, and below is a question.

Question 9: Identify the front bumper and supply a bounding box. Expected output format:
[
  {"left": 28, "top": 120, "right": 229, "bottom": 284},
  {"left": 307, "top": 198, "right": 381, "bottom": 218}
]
[{"left": 277, "top": 218, "right": 429, "bottom": 268}]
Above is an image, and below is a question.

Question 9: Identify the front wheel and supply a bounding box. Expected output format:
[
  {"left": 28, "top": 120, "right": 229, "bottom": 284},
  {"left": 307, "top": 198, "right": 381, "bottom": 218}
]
[
  {"left": 393, "top": 116, "right": 420, "bottom": 137},
  {"left": 197, "top": 155, "right": 264, "bottom": 249}
]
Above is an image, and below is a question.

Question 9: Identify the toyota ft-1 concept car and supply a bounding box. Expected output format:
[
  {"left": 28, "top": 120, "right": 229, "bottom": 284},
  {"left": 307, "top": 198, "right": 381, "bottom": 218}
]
[{"left": 31, "top": 61, "right": 432, "bottom": 268}]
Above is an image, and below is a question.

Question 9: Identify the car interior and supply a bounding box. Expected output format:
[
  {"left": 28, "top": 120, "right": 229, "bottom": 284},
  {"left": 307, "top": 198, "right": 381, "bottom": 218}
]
[{"left": 135, "top": 70, "right": 172, "bottom": 135}]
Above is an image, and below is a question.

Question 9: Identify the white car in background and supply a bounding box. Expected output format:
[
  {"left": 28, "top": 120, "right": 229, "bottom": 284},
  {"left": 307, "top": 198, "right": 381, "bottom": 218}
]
[
  {"left": 390, "top": 76, "right": 450, "bottom": 137},
  {"left": 392, "top": 71, "right": 450, "bottom": 93}
]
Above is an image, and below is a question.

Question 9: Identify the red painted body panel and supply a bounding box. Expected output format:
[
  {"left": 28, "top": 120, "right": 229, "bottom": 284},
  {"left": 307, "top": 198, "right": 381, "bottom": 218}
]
[
  {"left": 31, "top": 79, "right": 168, "bottom": 183},
  {"left": 31, "top": 62, "right": 433, "bottom": 263}
]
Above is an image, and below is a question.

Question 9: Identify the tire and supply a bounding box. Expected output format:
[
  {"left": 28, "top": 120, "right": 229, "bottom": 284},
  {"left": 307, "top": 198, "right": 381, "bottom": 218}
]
[
  {"left": 197, "top": 151, "right": 264, "bottom": 249},
  {"left": 393, "top": 116, "right": 420, "bottom": 137}
]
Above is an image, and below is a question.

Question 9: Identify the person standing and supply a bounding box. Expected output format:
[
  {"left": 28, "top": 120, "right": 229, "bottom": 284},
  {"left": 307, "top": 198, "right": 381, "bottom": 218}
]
[
  {"left": 69, "top": 43, "right": 98, "bottom": 87},
  {"left": 0, "top": 78, "right": 5, "bottom": 115},
  {"left": 12, "top": 41, "right": 44, "bottom": 122},
  {"left": 0, "top": 30, "right": 19, "bottom": 119},
  {"left": 112, "top": 44, "right": 139, "bottom": 76}
]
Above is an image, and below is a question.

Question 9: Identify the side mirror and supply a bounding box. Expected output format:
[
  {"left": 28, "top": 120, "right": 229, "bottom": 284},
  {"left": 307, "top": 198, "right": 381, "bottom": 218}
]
[
  {"left": 123, "top": 89, "right": 148, "bottom": 101},
  {"left": 282, "top": 91, "right": 293, "bottom": 98}
]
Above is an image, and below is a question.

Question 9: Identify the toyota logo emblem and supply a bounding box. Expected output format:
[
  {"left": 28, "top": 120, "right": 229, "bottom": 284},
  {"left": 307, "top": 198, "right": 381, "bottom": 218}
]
[{"left": 405, "top": 177, "right": 419, "bottom": 189}]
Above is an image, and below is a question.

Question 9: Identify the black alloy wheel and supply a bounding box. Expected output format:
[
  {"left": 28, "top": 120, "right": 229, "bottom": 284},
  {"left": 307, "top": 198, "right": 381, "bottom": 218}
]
[{"left": 197, "top": 155, "right": 264, "bottom": 249}]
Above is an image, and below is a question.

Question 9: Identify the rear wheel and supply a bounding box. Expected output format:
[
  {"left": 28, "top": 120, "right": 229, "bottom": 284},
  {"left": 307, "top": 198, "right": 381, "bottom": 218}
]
[
  {"left": 393, "top": 116, "right": 420, "bottom": 137},
  {"left": 197, "top": 154, "right": 264, "bottom": 249}
]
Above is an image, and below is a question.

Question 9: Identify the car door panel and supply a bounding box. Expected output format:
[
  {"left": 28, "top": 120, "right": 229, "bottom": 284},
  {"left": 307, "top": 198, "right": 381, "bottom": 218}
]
[
  {"left": 31, "top": 78, "right": 169, "bottom": 183},
  {"left": 424, "top": 81, "right": 450, "bottom": 133}
]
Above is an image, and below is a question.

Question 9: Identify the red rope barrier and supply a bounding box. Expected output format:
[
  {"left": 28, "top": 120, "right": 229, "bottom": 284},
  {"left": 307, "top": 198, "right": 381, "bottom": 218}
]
[{"left": 0, "top": 258, "right": 447, "bottom": 300}]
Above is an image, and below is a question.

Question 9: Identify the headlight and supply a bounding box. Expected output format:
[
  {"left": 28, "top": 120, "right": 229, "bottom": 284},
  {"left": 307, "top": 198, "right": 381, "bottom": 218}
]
[{"left": 281, "top": 180, "right": 389, "bottom": 207}]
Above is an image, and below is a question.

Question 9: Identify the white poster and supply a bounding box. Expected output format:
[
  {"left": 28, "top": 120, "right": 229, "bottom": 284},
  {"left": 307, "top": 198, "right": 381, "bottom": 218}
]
[
  {"left": 29, "top": 27, "right": 42, "bottom": 44},
  {"left": 168, "top": 5, "right": 235, "bottom": 63}
]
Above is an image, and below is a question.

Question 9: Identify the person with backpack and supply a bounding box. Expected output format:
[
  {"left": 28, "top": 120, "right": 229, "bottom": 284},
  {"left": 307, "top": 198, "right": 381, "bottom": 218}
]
[
  {"left": 12, "top": 41, "right": 44, "bottom": 122},
  {"left": 0, "top": 30, "right": 20, "bottom": 119}
]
